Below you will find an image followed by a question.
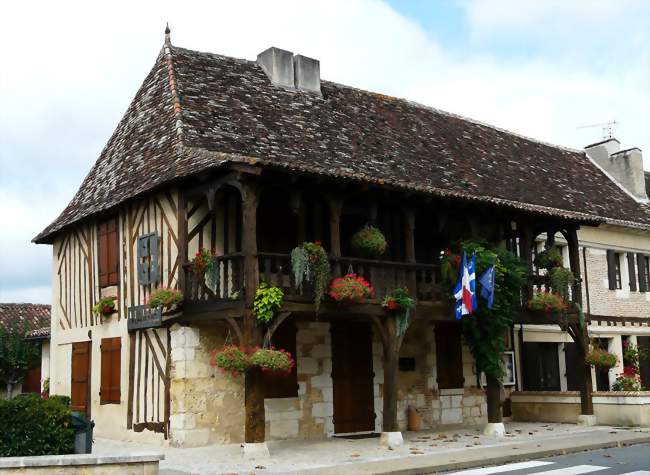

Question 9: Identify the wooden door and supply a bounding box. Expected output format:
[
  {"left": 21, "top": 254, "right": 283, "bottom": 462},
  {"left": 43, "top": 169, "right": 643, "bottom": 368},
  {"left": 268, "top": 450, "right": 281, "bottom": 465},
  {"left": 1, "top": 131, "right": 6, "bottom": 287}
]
[
  {"left": 331, "top": 322, "right": 375, "bottom": 433},
  {"left": 71, "top": 341, "right": 91, "bottom": 416},
  {"left": 435, "top": 322, "right": 464, "bottom": 389},
  {"left": 564, "top": 343, "right": 583, "bottom": 391},
  {"left": 22, "top": 365, "right": 41, "bottom": 394},
  {"left": 637, "top": 336, "right": 650, "bottom": 390}
]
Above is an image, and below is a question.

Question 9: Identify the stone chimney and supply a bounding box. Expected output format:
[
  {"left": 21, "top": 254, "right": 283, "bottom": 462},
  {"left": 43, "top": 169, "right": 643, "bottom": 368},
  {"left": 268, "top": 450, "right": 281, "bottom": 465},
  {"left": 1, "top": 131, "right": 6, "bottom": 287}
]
[
  {"left": 257, "top": 47, "right": 321, "bottom": 94},
  {"left": 585, "top": 138, "right": 648, "bottom": 202}
]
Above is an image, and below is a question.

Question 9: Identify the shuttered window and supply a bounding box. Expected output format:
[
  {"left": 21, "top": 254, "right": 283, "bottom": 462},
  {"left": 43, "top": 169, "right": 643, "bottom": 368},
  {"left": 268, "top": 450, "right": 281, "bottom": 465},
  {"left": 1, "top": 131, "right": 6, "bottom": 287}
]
[
  {"left": 100, "top": 337, "right": 121, "bottom": 404},
  {"left": 263, "top": 322, "right": 298, "bottom": 398},
  {"left": 606, "top": 250, "right": 622, "bottom": 290},
  {"left": 638, "top": 254, "right": 649, "bottom": 293},
  {"left": 435, "top": 322, "right": 464, "bottom": 389},
  {"left": 627, "top": 253, "right": 637, "bottom": 292},
  {"left": 98, "top": 217, "right": 119, "bottom": 287}
]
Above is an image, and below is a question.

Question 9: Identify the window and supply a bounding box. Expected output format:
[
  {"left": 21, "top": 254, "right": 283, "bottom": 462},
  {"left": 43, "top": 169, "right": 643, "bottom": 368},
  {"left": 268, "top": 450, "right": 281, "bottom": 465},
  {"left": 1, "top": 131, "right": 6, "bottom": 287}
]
[
  {"left": 263, "top": 322, "right": 298, "bottom": 398},
  {"left": 645, "top": 257, "right": 650, "bottom": 291},
  {"left": 100, "top": 337, "right": 121, "bottom": 404},
  {"left": 522, "top": 342, "right": 560, "bottom": 391},
  {"left": 435, "top": 322, "right": 464, "bottom": 389},
  {"left": 98, "top": 217, "right": 119, "bottom": 287},
  {"left": 627, "top": 253, "right": 637, "bottom": 291},
  {"left": 638, "top": 254, "right": 650, "bottom": 293},
  {"left": 606, "top": 250, "right": 622, "bottom": 290}
]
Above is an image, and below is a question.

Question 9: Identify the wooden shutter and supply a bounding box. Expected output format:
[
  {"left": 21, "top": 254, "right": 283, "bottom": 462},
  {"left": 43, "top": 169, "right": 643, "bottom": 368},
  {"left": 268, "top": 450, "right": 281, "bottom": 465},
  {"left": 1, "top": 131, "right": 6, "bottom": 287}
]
[
  {"left": 98, "top": 217, "right": 119, "bottom": 287},
  {"left": 627, "top": 253, "right": 637, "bottom": 291},
  {"left": 100, "top": 337, "right": 121, "bottom": 404},
  {"left": 637, "top": 254, "right": 648, "bottom": 292},
  {"left": 263, "top": 321, "right": 298, "bottom": 398},
  {"left": 564, "top": 343, "right": 583, "bottom": 392},
  {"left": 435, "top": 322, "right": 464, "bottom": 389},
  {"left": 606, "top": 250, "right": 617, "bottom": 290},
  {"left": 71, "top": 342, "right": 91, "bottom": 415}
]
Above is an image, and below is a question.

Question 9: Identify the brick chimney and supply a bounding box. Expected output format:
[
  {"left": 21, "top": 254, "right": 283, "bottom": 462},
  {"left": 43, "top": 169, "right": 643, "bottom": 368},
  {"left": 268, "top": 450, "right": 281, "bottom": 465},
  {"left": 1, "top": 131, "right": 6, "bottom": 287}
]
[{"left": 585, "top": 138, "right": 648, "bottom": 202}]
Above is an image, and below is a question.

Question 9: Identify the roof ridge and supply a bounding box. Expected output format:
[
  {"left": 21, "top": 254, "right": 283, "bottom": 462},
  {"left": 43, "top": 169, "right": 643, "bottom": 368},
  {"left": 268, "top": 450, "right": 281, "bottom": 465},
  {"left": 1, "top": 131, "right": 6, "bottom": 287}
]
[{"left": 164, "top": 42, "right": 184, "bottom": 142}]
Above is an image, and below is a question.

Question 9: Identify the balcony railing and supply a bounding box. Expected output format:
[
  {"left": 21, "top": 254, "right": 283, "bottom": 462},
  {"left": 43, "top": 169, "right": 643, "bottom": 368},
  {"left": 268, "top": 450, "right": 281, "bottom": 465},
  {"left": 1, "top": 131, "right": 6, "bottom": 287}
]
[{"left": 183, "top": 253, "right": 244, "bottom": 303}]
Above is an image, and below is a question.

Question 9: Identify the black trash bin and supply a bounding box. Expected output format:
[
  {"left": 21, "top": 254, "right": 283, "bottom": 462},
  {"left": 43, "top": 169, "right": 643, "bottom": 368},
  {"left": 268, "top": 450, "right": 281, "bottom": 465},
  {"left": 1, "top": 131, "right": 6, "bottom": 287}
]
[{"left": 70, "top": 411, "right": 94, "bottom": 454}]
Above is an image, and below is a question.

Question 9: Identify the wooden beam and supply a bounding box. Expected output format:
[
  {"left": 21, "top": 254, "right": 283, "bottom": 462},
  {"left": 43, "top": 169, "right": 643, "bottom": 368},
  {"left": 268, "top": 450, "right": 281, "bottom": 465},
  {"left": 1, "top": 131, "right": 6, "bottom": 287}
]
[
  {"left": 328, "top": 196, "right": 343, "bottom": 276},
  {"left": 176, "top": 190, "right": 188, "bottom": 293}
]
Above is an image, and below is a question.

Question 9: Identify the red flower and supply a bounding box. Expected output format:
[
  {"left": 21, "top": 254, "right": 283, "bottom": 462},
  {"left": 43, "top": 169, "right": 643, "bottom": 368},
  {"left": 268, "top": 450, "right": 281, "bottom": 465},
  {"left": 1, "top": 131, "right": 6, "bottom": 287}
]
[{"left": 387, "top": 299, "right": 399, "bottom": 311}]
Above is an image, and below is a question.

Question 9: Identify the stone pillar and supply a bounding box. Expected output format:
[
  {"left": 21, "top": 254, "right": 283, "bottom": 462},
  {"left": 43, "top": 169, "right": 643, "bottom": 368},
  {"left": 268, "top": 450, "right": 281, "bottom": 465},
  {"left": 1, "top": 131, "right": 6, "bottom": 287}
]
[{"left": 608, "top": 336, "right": 624, "bottom": 389}]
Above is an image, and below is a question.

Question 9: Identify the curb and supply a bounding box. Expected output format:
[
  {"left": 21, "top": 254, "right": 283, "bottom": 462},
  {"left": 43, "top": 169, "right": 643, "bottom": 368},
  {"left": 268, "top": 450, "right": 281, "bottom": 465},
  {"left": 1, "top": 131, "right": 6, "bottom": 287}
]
[{"left": 375, "top": 433, "right": 650, "bottom": 475}]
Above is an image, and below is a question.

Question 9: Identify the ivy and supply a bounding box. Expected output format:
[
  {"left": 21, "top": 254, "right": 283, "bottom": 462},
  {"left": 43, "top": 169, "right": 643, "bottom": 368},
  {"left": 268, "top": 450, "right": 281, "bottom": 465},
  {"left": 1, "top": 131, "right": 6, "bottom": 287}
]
[
  {"left": 252, "top": 283, "right": 284, "bottom": 323},
  {"left": 450, "top": 241, "right": 527, "bottom": 380},
  {"left": 291, "top": 242, "right": 330, "bottom": 311}
]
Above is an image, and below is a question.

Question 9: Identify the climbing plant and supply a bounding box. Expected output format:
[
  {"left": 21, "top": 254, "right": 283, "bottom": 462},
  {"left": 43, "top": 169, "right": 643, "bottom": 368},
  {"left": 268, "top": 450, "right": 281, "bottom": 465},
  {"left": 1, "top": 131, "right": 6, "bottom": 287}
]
[{"left": 447, "top": 241, "right": 527, "bottom": 380}]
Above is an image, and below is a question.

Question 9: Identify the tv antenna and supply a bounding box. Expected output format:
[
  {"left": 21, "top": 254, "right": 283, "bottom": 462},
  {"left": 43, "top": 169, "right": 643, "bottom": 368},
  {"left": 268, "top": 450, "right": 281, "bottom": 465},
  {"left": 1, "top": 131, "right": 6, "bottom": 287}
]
[{"left": 577, "top": 120, "right": 618, "bottom": 140}]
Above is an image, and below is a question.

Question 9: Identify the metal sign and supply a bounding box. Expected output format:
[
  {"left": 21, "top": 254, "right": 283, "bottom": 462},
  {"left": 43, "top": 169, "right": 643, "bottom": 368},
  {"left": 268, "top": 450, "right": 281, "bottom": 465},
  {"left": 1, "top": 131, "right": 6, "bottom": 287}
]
[{"left": 127, "top": 305, "right": 162, "bottom": 331}]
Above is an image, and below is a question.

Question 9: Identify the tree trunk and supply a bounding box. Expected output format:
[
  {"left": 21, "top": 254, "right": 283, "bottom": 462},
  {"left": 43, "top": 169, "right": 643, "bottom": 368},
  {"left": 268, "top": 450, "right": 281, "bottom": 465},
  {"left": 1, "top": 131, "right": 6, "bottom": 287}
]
[
  {"left": 486, "top": 376, "right": 502, "bottom": 423},
  {"left": 6, "top": 382, "right": 13, "bottom": 399}
]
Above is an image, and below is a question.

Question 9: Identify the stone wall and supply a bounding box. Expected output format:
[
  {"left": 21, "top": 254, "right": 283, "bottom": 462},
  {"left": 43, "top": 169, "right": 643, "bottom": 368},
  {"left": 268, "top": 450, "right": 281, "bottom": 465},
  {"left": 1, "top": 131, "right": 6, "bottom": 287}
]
[{"left": 169, "top": 323, "right": 244, "bottom": 447}]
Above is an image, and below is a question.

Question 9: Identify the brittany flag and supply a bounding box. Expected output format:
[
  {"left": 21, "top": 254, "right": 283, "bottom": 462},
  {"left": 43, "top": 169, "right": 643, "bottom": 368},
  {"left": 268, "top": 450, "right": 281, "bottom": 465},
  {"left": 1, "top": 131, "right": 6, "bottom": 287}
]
[{"left": 453, "top": 252, "right": 477, "bottom": 319}]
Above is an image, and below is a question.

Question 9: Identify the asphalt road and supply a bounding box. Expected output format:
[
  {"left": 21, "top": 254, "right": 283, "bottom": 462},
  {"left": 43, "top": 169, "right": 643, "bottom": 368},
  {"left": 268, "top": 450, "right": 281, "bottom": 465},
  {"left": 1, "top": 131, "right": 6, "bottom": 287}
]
[{"left": 443, "top": 443, "right": 650, "bottom": 475}]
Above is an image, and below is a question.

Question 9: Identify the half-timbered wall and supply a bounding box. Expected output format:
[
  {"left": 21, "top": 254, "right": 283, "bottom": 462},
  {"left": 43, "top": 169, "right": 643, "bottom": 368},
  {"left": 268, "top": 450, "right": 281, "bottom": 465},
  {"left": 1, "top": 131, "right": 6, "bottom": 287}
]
[{"left": 186, "top": 190, "right": 239, "bottom": 258}]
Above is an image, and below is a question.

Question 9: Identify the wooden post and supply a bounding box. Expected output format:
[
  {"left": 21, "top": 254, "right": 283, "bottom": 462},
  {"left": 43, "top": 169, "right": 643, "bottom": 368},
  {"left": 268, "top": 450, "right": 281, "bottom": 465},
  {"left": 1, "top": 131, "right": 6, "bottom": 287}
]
[
  {"left": 518, "top": 223, "right": 533, "bottom": 300},
  {"left": 240, "top": 180, "right": 265, "bottom": 443},
  {"left": 290, "top": 191, "right": 305, "bottom": 243},
  {"left": 486, "top": 376, "right": 502, "bottom": 423},
  {"left": 329, "top": 197, "right": 343, "bottom": 277},
  {"left": 177, "top": 190, "right": 188, "bottom": 292},
  {"left": 382, "top": 316, "right": 399, "bottom": 432},
  {"left": 565, "top": 227, "right": 594, "bottom": 416},
  {"left": 404, "top": 208, "right": 417, "bottom": 296}
]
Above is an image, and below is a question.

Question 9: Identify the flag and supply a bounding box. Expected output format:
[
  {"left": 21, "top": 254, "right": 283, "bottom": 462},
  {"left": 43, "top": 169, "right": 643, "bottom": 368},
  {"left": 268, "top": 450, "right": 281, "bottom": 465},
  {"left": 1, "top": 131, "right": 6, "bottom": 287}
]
[
  {"left": 479, "top": 263, "right": 496, "bottom": 309},
  {"left": 453, "top": 252, "right": 477, "bottom": 318}
]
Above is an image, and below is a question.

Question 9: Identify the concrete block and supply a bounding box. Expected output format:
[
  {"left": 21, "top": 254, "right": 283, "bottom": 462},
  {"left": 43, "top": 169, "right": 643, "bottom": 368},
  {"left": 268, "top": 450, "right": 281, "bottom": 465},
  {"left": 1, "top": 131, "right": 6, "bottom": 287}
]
[
  {"left": 380, "top": 431, "right": 404, "bottom": 450},
  {"left": 441, "top": 408, "right": 462, "bottom": 424},
  {"left": 312, "top": 402, "right": 333, "bottom": 418},
  {"left": 170, "top": 412, "right": 196, "bottom": 430},
  {"left": 321, "top": 387, "right": 333, "bottom": 402},
  {"left": 483, "top": 422, "right": 505, "bottom": 437},
  {"left": 242, "top": 442, "right": 270, "bottom": 460},
  {"left": 184, "top": 327, "right": 201, "bottom": 348},
  {"left": 577, "top": 414, "right": 598, "bottom": 426},
  {"left": 311, "top": 374, "right": 332, "bottom": 389},
  {"left": 270, "top": 419, "right": 299, "bottom": 438},
  {"left": 298, "top": 357, "right": 319, "bottom": 375},
  {"left": 171, "top": 428, "right": 210, "bottom": 447},
  {"left": 311, "top": 344, "right": 331, "bottom": 358}
]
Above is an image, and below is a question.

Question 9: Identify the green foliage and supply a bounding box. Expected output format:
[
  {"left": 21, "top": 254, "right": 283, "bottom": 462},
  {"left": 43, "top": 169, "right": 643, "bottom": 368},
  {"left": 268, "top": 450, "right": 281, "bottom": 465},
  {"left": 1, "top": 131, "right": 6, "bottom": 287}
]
[
  {"left": 534, "top": 247, "right": 563, "bottom": 270},
  {"left": 253, "top": 283, "right": 284, "bottom": 323},
  {"left": 249, "top": 348, "right": 295, "bottom": 375},
  {"left": 612, "top": 374, "right": 643, "bottom": 391},
  {"left": 382, "top": 287, "right": 416, "bottom": 337},
  {"left": 440, "top": 250, "right": 462, "bottom": 285},
  {"left": 527, "top": 290, "right": 568, "bottom": 313},
  {"left": 454, "top": 241, "right": 527, "bottom": 380},
  {"left": 623, "top": 341, "right": 647, "bottom": 372},
  {"left": 0, "top": 325, "right": 41, "bottom": 397},
  {"left": 291, "top": 242, "right": 330, "bottom": 311},
  {"left": 0, "top": 393, "right": 74, "bottom": 456},
  {"left": 585, "top": 347, "right": 618, "bottom": 370},
  {"left": 350, "top": 225, "right": 388, "bottom": 258},
  {"left": 92, "top": 297, "right": 115, "bottom": 317},
  {"left": 147, "top": 288, "right": 184, "bottom": 309},
  {"left": 209, "top": 345, "right": 250, "bottom": 377},
  {"left": 548, "top": 267, "right": 575, "bottom": 301}
]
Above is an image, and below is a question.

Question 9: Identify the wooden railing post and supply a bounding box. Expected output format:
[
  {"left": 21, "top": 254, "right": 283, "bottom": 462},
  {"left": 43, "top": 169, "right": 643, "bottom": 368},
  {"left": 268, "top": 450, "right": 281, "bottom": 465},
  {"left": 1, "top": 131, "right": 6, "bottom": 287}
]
[
  {"left": 329, "top": 196, "right": 343, "bottom": 277},
  {"left": 240, "top": 180, "right": 265, "bottom": 443}
]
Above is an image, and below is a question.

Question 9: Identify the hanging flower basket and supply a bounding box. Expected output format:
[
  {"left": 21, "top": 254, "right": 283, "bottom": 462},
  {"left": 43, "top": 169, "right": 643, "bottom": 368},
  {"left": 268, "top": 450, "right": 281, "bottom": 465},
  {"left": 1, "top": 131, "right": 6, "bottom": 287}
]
[
  {"left": 92, "top": 297, "right": 116, "bottom": 318},
  {"left": 586, "top": 347, "right": 618, "bottom": 370},
  {"left": 329, "top": 274, "right": 374, "bottom": 303},
  {"left": 350, "top": 225, "right": 387, "bottom": 258},
  {"left": 147, "top": 288, "right": 184, "bottom": 311},
  {"left": 210, "top": 345, "right": 250, "bottom": 377},
  {"left": 291, "top": 241, "right": 330, "bottom": 311},
  {"left": 527, "top": 290, "right": 567, "bottom": 314},
  {"left": 249, "top": 347, "right": 295, "bottom": 375},
  {"left": 382, "top": 287, "right": 415, "bottom": 336},
  {"left": 534, "top": 247, "right": 563, "bottom": 270}
]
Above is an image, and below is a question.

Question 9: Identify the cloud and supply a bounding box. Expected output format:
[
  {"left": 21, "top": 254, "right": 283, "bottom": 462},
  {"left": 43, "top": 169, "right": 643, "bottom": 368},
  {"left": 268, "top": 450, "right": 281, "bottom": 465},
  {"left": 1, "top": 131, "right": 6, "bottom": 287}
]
[{"left": 0, "top": 0, "right": 648, "bottom": 303}]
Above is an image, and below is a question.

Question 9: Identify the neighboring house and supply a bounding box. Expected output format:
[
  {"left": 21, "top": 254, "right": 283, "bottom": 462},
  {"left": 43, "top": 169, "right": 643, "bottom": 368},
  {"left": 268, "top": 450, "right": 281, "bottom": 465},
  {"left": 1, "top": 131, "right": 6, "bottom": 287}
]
[
  {"left": 0, "top": 303, "right": 51, "bottom": 397},
  {"left": 33, "top": 32, "right": 650, "bottom": 447},
  {"left": 516, "top": 140, "right": 650, "bottom": 394}
]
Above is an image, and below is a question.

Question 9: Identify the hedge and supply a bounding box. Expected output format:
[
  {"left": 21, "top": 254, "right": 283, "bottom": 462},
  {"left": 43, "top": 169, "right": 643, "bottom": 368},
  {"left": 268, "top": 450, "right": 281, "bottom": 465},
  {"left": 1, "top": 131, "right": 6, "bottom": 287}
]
[{"left": 0, "top": 393, "right": 74, "bottom": 456}]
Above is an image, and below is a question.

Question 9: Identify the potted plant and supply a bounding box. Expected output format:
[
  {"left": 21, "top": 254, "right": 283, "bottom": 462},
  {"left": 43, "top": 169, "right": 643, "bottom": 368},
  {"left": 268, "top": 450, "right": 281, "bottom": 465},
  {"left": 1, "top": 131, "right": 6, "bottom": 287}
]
[
  {"left": 92, "top": 297, "right": 116, "bottom": 318},
  {"left": 440, "top": 248, "right": 462, "bottom": 285},
  {"left": 249, "top": 347, "right": 295, "bottom": 375},
  {"left": 534, "top": 247, "right": 563, "bottom": 270},
  {"left": 612, "top": 367, "right": 643, "bottom": 391},
  {"left": 209, "top": 345, "right": 250, "bottom": 377},
  {"left": 291, "top": 241, "right": 330, "bottom": 311},
  {"left": 192, "top": 248, "right": 220, "bottom": 292},
  {"left": 527, "top": 290, "right": 567, "bottom": 314},
  {"left": 382, "top": 287, "right": 415, "bottom": 336},
  {"left": 350, "top": 225, "right": 387, "bottom": 258},
  {"left": 328, "top": 273, "right": 374, "bottom": 303},
  {"left": 585, "top": 347, "right": 618, "bottom": 370},
  {"left": 147, "top": 288, "right": 183, "bottom": 312},
  {"left": 253, "top": 283, "right": 284, "bottom": 323}
]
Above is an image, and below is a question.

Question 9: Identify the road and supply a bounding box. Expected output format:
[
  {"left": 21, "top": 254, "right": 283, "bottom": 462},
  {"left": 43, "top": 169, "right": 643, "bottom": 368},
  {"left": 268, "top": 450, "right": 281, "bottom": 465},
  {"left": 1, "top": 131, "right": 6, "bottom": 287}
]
[{"left": 443, "top": 443, "right": 649, "bottom": 475}]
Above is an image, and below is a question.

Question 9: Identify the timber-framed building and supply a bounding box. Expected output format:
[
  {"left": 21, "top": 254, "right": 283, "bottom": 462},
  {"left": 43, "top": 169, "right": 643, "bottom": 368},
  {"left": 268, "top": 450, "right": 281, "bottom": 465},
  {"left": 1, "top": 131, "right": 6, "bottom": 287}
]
[{"left": 34, "top": 31, "right": 650, "bottom": 447}]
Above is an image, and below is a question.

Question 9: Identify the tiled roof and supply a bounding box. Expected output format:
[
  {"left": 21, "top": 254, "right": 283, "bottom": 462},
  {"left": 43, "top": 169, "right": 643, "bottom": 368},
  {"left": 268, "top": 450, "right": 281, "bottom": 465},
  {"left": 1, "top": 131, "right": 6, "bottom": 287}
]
[
  {"left": 25, "top": 326, "right": 51, "bottom": 340},
  {"left": 34, "top": 43, "right": 650, "bottom": 243},
  {"left": 0, "top": 304, "right": 51, "bottom": 337}
]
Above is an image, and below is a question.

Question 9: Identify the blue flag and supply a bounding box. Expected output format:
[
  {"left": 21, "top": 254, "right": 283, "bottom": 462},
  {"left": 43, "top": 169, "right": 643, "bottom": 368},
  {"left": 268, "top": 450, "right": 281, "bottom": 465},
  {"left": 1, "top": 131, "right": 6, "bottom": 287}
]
[{"left": 479, "top": 263, "right": 496, "bottom": 309}]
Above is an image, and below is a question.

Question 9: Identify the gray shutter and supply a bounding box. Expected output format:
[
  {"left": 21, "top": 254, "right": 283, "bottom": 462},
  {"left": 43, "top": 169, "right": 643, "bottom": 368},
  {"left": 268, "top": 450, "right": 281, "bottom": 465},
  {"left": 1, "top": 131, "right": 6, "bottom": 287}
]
[
  {"left": 638, "top": 254, "right": 648, "bottom": 293},
  {"left": 627, "top": 253, "right": 637, "bottom": 291},
  {"left": 137, "top": 234, "right": 151, "bottom": 285},
  {"left": 149, "top": 235, "right": 160, "bottom": 285},
  {"left": 606, "top": 250, "right": 617, "bottom": 290}
]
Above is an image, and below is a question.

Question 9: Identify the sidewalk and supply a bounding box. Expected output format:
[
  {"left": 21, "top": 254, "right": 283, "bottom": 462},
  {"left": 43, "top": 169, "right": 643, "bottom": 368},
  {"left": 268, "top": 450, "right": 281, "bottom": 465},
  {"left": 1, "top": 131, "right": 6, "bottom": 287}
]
[{"left": 93, "top": 422, "right": 650, "bottom": 475}]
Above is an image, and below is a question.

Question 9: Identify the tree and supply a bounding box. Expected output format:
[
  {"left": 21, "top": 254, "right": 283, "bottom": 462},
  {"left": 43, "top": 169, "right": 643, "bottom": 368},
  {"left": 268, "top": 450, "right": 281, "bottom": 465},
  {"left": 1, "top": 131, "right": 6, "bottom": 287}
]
[{"left": 0, "top": 325, "right": 40, "bottom": 398}]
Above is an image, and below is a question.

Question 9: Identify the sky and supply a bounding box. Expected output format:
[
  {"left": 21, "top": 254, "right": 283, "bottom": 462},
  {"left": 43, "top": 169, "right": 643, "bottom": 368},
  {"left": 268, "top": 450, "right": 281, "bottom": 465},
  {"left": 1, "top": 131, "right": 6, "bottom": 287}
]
[{"left": 1, "top": 0, "right": 649, "bottom": 304}]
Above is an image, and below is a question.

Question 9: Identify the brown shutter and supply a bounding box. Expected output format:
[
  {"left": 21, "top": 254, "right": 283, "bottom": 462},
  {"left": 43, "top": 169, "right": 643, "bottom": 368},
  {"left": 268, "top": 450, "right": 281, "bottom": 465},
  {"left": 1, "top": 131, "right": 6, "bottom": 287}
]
[
  {"left": 637, "top": 254, "right": 648, "bottom": 293},
  {"left": 627, "top": 253, "right": 637, "bottom": 291},
  {"left": 606, "top": 250, "right": 617, "bottom": 290},
  {"left": 98, "top": 217, "right": 119, "bottom": 287},
  {"left": 100, "top": 337, "right": 121, "bottom": 404},
  {"left": 435, "top": 322, "right": 464, "bottom": 389}
]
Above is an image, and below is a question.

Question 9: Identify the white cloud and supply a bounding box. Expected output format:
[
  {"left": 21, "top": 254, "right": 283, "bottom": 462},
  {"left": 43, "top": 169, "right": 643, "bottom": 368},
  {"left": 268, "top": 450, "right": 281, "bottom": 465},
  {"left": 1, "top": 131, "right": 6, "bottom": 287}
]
[{"left": 0, "top": 0, "right": 648, "bottom": 302}]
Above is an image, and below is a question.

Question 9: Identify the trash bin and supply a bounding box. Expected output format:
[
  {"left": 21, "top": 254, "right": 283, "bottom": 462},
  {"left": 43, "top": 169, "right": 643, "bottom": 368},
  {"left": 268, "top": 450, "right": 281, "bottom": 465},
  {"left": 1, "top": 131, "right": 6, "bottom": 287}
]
[{"left": 70, "top": 411, "right": 95, "bottom": 454}]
